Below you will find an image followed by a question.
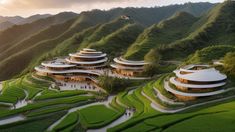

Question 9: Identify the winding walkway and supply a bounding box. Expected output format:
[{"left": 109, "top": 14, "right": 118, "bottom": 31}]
[
  {"left": 49, "top": 89, "right": 136, "bottom": 131},
  {"left": 47, "top": 96, "right": 115, "bottom": 131},
  {"left": 0, "top": 115, "right": 25, "bottom": 126},
  {"left": 11, "top": 89, "right": 29, "bottom": 109},
  {"left": 87, "top": 90, "right": 135, "bottom": 132},
  {"left": 0, "top": 82, "right": 2, "bottom": 92},
  {"left": 153, "top": 87, "right": 185, "bottom": 105},
  {"left": 142, "top": 88, "right": 235, "bottom": 113},
  {"left": 87, "top": 110, "right": 133, "bottom": 132},
  {"left": 164, "top": 80, "right": 235, "bottom": 97}
]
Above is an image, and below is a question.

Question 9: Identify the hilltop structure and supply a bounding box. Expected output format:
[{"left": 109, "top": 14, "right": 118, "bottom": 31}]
[
  {"left": 165, "top": 64, "right": 228, "bottom": 101},
  {"left": 35, "top": 49, "right": 108, "bottom": 83},
  {"left": 66, "top": 48, "right": 108, "bottom": 69},
  {"left": 110, "top": 57, "right": 149, "bottom": 77}
]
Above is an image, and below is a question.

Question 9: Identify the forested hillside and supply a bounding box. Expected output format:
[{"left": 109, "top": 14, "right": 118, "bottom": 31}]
[
  {"left": 159, "top": 0, "right": 235, "bottom": 60},
  {"left": 0, "top": 2, "right": 215, "bottom": 80},
  {"left": 124, "top": 12, "right": 199, "bottom": 60}
]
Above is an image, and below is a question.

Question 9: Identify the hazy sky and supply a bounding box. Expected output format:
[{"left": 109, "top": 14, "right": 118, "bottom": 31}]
[{"left": 0, "top": 0, "right": 224, "bottom": 17}]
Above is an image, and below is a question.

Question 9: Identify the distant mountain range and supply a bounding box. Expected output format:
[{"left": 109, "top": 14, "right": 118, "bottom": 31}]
[
  {"left": 1, "top": 1, "right": 234, "bottom": 81},
  {"left": 0, "top": 14, "right": 52, "bottom": 31}
]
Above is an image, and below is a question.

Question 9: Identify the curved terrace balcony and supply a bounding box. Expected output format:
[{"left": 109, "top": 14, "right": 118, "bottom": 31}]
[
  {"left": 69, "top": 53, "right": 107, "bottom": 59},
  {"left": 35, "top": 66, "right": 101, "bottom": 76},
  {"left": 110, "top": 64, "right": 144, "bottom": 70},
  {"left": 165, "top": 80, "right": 232, "bottom": 97},
  {"left": 169, "top": 77, "right": 226, "bottom": 89},
  {"left": 41, "top": 61, "right": 76, "bottom": 68},
  {"left": 65, "top": 57, "right": 108, "bottom": 65},
  {"left": 113, "top": 57, "right": 149, "bottom": 66}
]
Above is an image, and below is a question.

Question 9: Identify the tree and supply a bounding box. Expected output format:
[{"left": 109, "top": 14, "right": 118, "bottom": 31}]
[{"left": 223, "top": 52, "right": 235, "bottom": 75}]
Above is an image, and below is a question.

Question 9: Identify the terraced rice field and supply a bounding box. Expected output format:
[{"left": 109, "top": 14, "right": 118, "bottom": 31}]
[{"left": 0, "top": 74, "right": 235, "bottom": 132}]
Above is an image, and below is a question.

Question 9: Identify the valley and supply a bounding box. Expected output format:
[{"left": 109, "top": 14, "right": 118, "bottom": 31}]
[{"left": 0, "top": 1, "right": 234, "bottom": 132}]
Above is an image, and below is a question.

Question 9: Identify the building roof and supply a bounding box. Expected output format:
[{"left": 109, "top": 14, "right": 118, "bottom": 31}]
[
  {"left": 113, "top": 57, "right": 149, "bottom": 66},
  {"left": 175, "top": 64, "right": 227, "bottom": 82},
  {"left": 110, "top": 64, "right": 144, "bottom": 70},
  {"left": 83, "top": 48, "right": 97, "bottom": 52},
  {"left": 165, "top": 80, "right": 232, "bottom": 97},
  {"left": 170, "top": 77, "right": 226, "bottom": 89},
  {"left": 41, "top": 59, "right": 76, "bottom": 68},
  {"left": 69, "top": 53, "right": 107, "bottom": 59},
  {"left": 66, "top": 57, "right": 108, "bottom": 65},
  {"left": 35, "top": 66, "right": 100, "bottom": 76}
]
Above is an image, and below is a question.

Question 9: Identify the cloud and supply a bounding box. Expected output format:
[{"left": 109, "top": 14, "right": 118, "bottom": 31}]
[
  {"left": 2, "top": 0, "right": 135, "bottom": 9},
  {"left": 0, "top": 0, "right": 223, "bottom": 16}
]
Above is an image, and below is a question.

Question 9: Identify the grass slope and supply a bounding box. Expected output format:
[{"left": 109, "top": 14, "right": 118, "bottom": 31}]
[
  {"left": 184, "top": 45, "right": 235, "bottom": 64},
  {"left": 79, "top": 18, "right": 135, "bottom": 49},
  {"left": 0, "top": 12, "right": 78, "bottom": 52},
  {"left": 160, "top": 0, "right": 235, "bottom": 60},
  {"left": 0, "top": 3, "right": 214, "bottom": 80},
  {"left": 125, "top": 12, "right": 198, "bottom": 60},
  {"left": 88, "top": 23, "right": 144, "bottom": 58}
]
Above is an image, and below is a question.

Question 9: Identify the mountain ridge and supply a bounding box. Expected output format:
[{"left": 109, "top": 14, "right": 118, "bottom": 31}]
[{"left": 0, "top": 2, "right": 216, "bottom": 80}]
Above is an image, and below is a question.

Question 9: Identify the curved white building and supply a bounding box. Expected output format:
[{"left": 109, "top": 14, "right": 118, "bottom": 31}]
[
  {"left": 66, "top": 48, "right": 108, "bottom": 69},
  {"left": 110, "top": 57, "right": 149, "bottom": 76},
  {"left": 165, "top": 64, "right": 228, "bottom": 101},
  {"left": 35, "top": 49, "right": 108, "bottom": 82}
]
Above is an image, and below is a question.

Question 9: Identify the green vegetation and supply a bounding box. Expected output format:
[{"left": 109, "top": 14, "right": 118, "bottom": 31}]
[
  {"left": 34, "top": 90, "right": 87, "bottom": 101},
  {"left": 110, "top": 98, "right": 235, "bottom": 132},
  {"left": 184, "top": 45, "right": 235, "bottom": 64},
  {"left": 0, "top": 3, "right": 214, "bottom": 80},
  {"left": 160, "top": 1, "right": 235, "bottom": 60},
  {"left": 98, "top": 75, "right": 145, "bottom": 93},
  {"left": 164, "top": 111, "right": 235, "bottom": 132},
  {"left": 2, "top": 80, "right": 26, "bottom": 101},
  {"left": 153, "top": 75, "right": 175, "bottom": 100},
  {"left": 0, "top": 94, "right": 94, "bottom": 119},
  {"left": 88, "top": 23, "right": 144, "bottom": 58},
  {"left": 79, "top": 18, "right": 135, "bottom": 49},
  {"left": 53, "top": 112, "right": 79, "bottom": 131},
  {"left": 26, "top": 106, "right": 70, "bottom": 117},
  {"left": 0, "top": 111, "right": 66, "bottom": 132},
  {"left": 1, "top": 1, "right": 235, "bottom": 132},
  {"left": 125, "top": 12, "right": 198, "bottom": 60},
  {"left": 223, "top": 52, "right": 235, "bottom": 76},
  {"left": 79, "top": 105, "right": 120, "bottom": 129}
]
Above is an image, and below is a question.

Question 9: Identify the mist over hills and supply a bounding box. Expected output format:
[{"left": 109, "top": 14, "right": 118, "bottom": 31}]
[
  {"left": 0, "top": 14, "right": 52, "bottom": 31},
  {"left": 0, "top": 14, "right": 52, "bottom": 24},
  {"left": 0, "top": 2, "right": 226, "bottom": 81}
]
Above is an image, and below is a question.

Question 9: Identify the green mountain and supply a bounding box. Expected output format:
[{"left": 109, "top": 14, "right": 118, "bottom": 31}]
[
  {"left": 124, "top": 12, "right": 198, "bottom": 60},
  {"left": 160, "top": 0, "right": 235, "bottom": 60},
  {"left": 88, "top": 23, "right": 144, "bottom": 58},
  {"left": 1, "top": 2, "right": 235, "bottom": 132},
  {"left": 0, "top": 12, "right": 78, "bottom": 52},
  {"left": 0, "top": 2, "right": 215, "bottom": 80},
  {"left": 184, "top": 45, "right": 235, "bottom": 64},
  {"left": 78, "top": 18, "right": 135, "bottom": 49},
  {"left": 18, "top": 14, "right": 52, "bottom": 25}
]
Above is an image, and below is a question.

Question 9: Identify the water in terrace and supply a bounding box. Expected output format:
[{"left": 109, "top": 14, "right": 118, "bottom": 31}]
[
  {"left": 0, "top": 82, "right": 2, "bottom": 92},
  {"left": 87, "top": 109, "right": 134, "bottom": 132},
  {"left": 0, "top": 115, "right": 25, "bottom": 125},
  {"left": 11, "top": 89, "right": 29, "bottom": 110},
  {"left": 87, "top": 89, "right": 135, "bottom": 132}
]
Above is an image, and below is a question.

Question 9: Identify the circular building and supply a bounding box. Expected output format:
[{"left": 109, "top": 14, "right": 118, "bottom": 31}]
[
  {"left": 165, "top": 64, "right": 228, "bottom": 101},
  {"left": 35, "top": 58, "right": 100, "bottom": 82},
  {"left": 110, "top": 57, "right": 149, "bottom": 77},
  {"left": 66, "top": 48, "right": 108, "bottom": 69}
]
